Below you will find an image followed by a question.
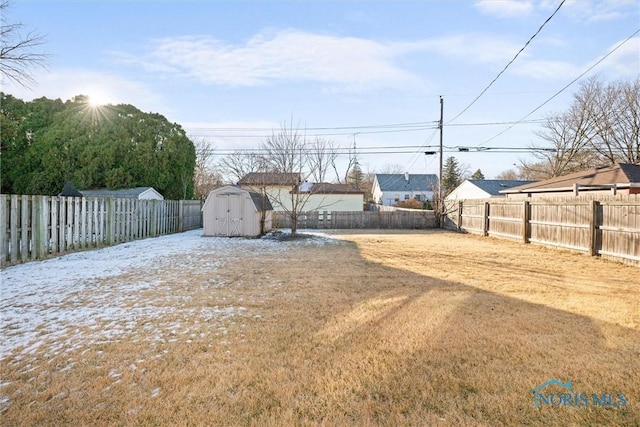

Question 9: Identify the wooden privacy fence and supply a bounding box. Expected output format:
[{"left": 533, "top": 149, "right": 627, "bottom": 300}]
[
  {"left": 445, "top": 195, "right": 640, "bottom": 265},
  {"left": 0, "top": 195, "right": 203, "bottom": 267},
  {"left": 274, "top": 210, "right": 436, "bottom": 229}
]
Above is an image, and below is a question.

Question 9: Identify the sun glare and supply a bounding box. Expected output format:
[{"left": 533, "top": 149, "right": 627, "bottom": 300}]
[{"left": 88, "top": 94, "right": 108, "bottom": 108}]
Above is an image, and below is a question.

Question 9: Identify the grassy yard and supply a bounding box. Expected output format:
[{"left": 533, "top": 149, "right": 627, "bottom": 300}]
[{"left": 1, "top": 229, "right": 639, "bottom": 426}]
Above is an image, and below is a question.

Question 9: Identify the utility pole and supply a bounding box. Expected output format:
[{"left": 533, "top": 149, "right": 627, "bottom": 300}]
[{"left": 439, "top": 96, "right": 444, "bottom": 202}]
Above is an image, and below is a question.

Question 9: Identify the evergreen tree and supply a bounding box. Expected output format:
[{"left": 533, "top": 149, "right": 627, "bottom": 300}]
[
  {"left": 0, "top": 94, "right": 196, "bottom": 199},
  {"left": 346, "top": 160, "right": 364, "bottom": 189},
  {"left": 471, "top": 169, "right": 485, "bottom": 180},
  {"left": 442, "top": 156, "right": 462, "bottom": 195}
]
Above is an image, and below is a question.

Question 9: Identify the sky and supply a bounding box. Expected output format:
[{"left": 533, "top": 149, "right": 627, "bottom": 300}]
[{"left": 2, "top": 0, "right": 639, "bottom": 180}]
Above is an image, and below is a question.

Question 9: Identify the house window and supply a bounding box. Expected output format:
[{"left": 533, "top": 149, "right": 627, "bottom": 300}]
[
  {"left": 404, "top": 194, "right": 410, "bottom": 200},
  {"left": 415, "top": 195, "right": 422, "bottom": 201},
  {"left": 394, "top": 195, "right": 400, "bottom": 202}
]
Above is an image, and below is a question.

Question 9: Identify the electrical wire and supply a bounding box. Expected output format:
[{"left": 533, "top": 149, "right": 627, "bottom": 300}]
[
  {"left": 447, "top": 0, "right": 566, "bottom": 124},
  {"left": 474, "top": 27, "right": 640, "bottom": 146}
]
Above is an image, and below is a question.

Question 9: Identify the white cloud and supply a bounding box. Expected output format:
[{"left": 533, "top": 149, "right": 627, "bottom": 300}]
[
  {"left": 115, "top": 30, "right": 422, "bottom": 91},
  {"left": 474, "top": 0, "right": 535, "bottom": 18},
  {"left": 1, "top": 68, "right": 168, "bottom": 114},
  {"left": 563, "top": 0, "right": 638, "bottom": 23},
  {"left": 591, "top": 37, "right": 640, "bottom": 78},
  {"left": 113, "top": 30, "right": 526, "bottom": 91},
  {"left": 512, "top": 36, "right": 640, "bottom": 80}
]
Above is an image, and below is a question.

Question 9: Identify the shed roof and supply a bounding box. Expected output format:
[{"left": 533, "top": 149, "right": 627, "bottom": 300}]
[
  {"left": 206, "top": 185, "right": 273, "bottom": 211},
  {"left": 375, "top": 174, "right": 439, "bottom": 192},
  {"left": 501, "top": 163, "right": 640, "bottom": 194},
  {"left": 248, "top": 190, "right": 274, "bottom": 211},
  {"left": 238, "top": 172, "right": 301, "bottom": 186}
]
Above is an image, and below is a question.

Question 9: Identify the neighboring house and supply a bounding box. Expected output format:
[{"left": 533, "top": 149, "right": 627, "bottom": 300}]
[
  {"left": 372, "top": 173, "right": 439, "bottom": 206},
  {"left": 501, "top": 163, "right": 640, "bottom": 198},
  {"left": 446, "top": 179, "right": 535, "bottom": 201},
  {"left": 202, "top": 185, "right": 273, "bottom": 237},
  {"left": 298, "top": 183, "right": 364, "bottom": 212},
  {"left": 58, "top": 181, "right": 84, "bottom": 197},
  {"left": 80, "top": 187, "right": 165, "bottom": 200},
  {"left": 238, "top": 172, "right": 301, "bottom": 212}
]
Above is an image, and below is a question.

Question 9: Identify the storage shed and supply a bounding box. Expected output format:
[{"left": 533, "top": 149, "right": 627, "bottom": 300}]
[{"left": 202, "top": 186, "right": 273, "bottom": 237}]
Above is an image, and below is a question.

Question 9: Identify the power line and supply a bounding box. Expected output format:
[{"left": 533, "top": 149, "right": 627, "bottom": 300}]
[
  {"left": 447, "top": 0, "right": 566, "bottom": 124},
  {"left": 186, "top": 119, "right": 543, "bottom": 139},
  {"left": 475, "top": 27, "right": 640, "bottom": 146}
]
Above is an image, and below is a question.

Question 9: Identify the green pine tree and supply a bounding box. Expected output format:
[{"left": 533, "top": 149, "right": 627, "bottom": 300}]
[{"left": 442, "top": 156, "right": 462, "bottom": 195}]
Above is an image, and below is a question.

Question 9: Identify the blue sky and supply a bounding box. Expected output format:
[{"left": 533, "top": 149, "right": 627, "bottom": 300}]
[{"left": 3, "top": 0, "right": 639, "bottom": 179}]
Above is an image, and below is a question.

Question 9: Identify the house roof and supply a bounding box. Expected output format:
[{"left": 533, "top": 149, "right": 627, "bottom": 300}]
[
  {"left": 501, "top": 163, "right": 640, "bottom": 194},
  {"left": 81, "top": 187, "right": 161, "bottom": 199},
  {"left": 58, "top": 181, "right": 83, "bottom": 197},
  {"left": 238, "top": 172, "right": 301, "bottom": 186},
  {"left": 468, "top": 179, "right": 536, "bottom": 196},
  {"left": 375, "top": 174, "right": 439, "bottom": 192},
  {"left": 307, "top": 183, "right": 365, "bottom": 195}
]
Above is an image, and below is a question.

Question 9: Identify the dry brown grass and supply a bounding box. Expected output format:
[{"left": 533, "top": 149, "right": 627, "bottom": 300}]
[{"left": 1, "top": 229, "right": 639, "bottom": 426}]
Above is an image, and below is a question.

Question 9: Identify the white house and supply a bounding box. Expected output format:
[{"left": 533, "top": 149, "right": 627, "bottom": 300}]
[
  {"left": 202, "top": 185, "right": 273, "bottom": 237},
  {"left": 446, "top": 179, "right": 535, "bottom": 201},
  {"left": 299, "top": 183, "right": 364, "bottom": 212},
  {"left": 372, "top": 173, "right": 438, "bottom": 206}
]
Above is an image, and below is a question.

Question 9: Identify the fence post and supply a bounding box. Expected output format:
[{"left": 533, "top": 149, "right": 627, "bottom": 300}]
[
  {"left": 106, "top": 198, "right": 115, "bottom": 245},
  {"left": 10, "top": 195, "right": 18, "bottom": 264},
  {"left": 179, "top": 200, "right": 185, "bottom": 232},
  {"left": 33, "top": 196, "right": 47, "bottom": 259},
  {"left": 0, "top": 195, "right": 6, "bottom": 267},
  {"left": 522, "top": 200, "right": 530, "bottom": 243},
  {"left": 483, "top": 202, "right": 489, "bottom": 236},
  {"left": 150, "top": 200, "right": 158, "bottom": 237},
  {"left": 588, "top": 200, "right": 600, "bottom": 256}
]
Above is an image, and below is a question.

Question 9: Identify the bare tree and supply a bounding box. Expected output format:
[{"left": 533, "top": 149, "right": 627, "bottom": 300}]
[
  {"left": 0, "top": 0, "right": 48, "bottom": 87},
  {"left": 193, "top": 139, "right": 223, "bottom": 199},
  {"left": 261, "top": 121, "right": 311, "bottom": 235},
  {"left": 307, "top": 137, "right": 339, "bottom": 183},
  {"left": 218, "top": 150, "right": 265, "bottom": 184},
  {"left": 520, "top": 105, "right": 598, "bottom": 179},
  {"left": 575, "top": 76, "right": 640, "bottom": 165}
]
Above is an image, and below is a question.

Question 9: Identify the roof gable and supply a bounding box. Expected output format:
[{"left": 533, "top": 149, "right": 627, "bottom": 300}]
[{"left": 375, "top": 174, "right": 439, "bottom": 192}]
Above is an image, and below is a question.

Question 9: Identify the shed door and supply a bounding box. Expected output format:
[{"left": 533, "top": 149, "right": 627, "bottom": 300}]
[{"left": 215, "top": 194, "right": 243, "bottom": 236}]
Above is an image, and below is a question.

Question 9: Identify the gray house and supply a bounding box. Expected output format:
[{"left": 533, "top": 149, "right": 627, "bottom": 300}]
[{"left": 372, "top": 173, "right": 439, "bottom": 206}]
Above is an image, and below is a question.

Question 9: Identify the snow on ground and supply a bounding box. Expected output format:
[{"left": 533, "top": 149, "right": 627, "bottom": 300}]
[{"left": 0, "top": 229, "right": 337, "bottom": 361}]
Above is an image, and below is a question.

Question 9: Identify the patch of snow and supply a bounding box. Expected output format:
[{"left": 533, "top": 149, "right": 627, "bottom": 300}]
[{"left": 0, "top": 229, "right": 339, "bottom": 360}]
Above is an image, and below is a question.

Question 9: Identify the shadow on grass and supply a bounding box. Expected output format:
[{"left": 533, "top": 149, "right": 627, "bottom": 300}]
[{"left": 236, "top": 236, "right": 640, "bottom": 426}]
